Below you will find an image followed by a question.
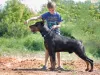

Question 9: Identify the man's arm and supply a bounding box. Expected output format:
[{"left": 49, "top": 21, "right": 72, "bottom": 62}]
[{"left": 25, "top": 16, "right": 42, "bottom": 24}]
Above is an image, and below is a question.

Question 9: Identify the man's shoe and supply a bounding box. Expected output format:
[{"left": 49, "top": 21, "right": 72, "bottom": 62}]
[
  {"left": 57, "top": 66, "right": 64, "bottom": 70},
  {"left": 41, "top": 65, "right": 47, "bottom": 70}
]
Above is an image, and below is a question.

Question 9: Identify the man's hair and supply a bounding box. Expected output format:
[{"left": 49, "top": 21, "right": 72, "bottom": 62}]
[{"left": 47, "top": 1, "right": 56, "bottom": 9}]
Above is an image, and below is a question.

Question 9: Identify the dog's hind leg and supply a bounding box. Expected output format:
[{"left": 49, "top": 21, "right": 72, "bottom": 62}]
[
  {"left": 82, "top": 46, "right": 93, "bottom": 72},
  {"left": 85, "top": 61, "right": 89, "bottom": 71},
  {"left": 85, "top": 56, "right": 93, "bottom": 72},
  {"left": 74, "top": 50, "right": 93, "bottom": 72}
]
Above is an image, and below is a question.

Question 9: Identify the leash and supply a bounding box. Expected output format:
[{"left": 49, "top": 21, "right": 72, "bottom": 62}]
[{"left": 43, "top": 29, "right": 53, "bottom": 38}]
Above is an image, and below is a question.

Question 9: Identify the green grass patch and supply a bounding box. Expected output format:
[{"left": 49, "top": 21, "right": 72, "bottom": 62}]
[
  {"left": 63, "top": 65, "right": 74, "bottom": 70},
  {"left": 0, "top": 33, "right": 45, "bottom": 56}
]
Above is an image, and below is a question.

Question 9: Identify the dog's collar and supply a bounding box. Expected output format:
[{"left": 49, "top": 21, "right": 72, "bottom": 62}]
[
  {"left": 42, "top": 32, "right": 50, "bottom": 38},
  {"left": 41, "top": 30, "right": 51, "bottom": 38}
]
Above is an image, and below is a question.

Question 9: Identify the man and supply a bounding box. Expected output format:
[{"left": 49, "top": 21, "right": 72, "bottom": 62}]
[{"left": 25, "top": 1, "right": 63, "bottom": 70}]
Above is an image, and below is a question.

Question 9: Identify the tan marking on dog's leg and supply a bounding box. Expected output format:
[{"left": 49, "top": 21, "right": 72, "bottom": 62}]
[
  {"left": 85, "top": 61, "right": 89, "bottom": 71},
  {"left": 89, "top": 63, "right": 93, "bottom": 72}
]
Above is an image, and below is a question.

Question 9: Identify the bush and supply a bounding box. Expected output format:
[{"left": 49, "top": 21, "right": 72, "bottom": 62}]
[
  {"left": 85, "top": 39, "right": 100, "bottom": 58},
  {"left": 61, "top": 22, "right": 75, "bottom": 39},
  {"left": 0, "top": 0, "right": 34, "bottom": 38},
  {"left": 0, "top": 22, "right": 7, "bottom": 36},
  {"left": 23, "top": 33, "right": 45, "bottom": 51},
  {"left": 0, "top": 34, "right": 45, "bottom": 56},
  {"left": 3, "top": 22, "right": 29, "bottom": 38}
]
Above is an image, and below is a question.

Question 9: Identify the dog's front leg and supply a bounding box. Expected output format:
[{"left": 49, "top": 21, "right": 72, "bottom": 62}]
[{"left": 49, "top": 52, "right": 56, "bottom": 70}]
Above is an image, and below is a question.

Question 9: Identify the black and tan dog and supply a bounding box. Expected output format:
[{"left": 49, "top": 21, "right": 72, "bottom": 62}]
[{"left": 29, "top": 21, "right": 93, "bottom": 72}]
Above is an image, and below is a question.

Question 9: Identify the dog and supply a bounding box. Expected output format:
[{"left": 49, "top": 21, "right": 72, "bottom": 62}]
[{"left": 29, "top": 21, "right": 93, "bottom": 72}]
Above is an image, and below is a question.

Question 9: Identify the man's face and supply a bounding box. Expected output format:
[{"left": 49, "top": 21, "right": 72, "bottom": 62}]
[{"left": 48, "top": 8, "right": 55, "bottom": 14}]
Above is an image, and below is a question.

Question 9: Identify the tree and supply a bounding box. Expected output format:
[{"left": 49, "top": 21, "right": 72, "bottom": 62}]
[{"left": 0, "top": 0, "right": 34, "bottom": 37}]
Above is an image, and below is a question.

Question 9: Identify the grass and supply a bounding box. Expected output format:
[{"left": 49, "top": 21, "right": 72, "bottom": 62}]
[
  {"left": 63, "top": 65, "right": 74, "bottom": 71},
  {"left": 0, "top": 33, "right": 45, "bottom": 57}
]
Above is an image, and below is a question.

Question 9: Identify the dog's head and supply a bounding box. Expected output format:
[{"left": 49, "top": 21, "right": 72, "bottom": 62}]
[{"left": 29, "top": 21, "right": 44, "bottom": 32}]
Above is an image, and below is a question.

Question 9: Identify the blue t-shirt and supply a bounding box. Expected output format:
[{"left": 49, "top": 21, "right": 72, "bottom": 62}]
[{"left": 41, "top": 12, "right": 63, "bottom": 34}]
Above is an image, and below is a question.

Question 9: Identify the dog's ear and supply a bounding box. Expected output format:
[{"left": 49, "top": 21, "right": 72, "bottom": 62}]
[
  {"left": 41, "top": 18, "right": 44, "bottom": 25},
  {"left": 40, "top": 20, "right": 44, "bottom": 26},
  {"left": 42, "top": 20, "right": 44, "bottom": 24}
]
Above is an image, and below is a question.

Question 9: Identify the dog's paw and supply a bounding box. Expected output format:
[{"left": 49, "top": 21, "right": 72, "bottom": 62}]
[
  {"left": 88, "top": 69, "right": 93, "bottom": 72},
  {"left": 49, "top": 67, "right": 55, "bottom": 71},
  {"left": 85, "top": 68, "right": 89, "bottom": 71}
]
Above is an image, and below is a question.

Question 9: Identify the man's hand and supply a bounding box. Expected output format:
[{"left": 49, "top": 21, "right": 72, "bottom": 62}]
[
  {"left": 51, "top": 25, "right": 61, "bottom": 30},
  {"left": 51, "top": 25, "right": 57, "bottom": 30},
  {"left": 24, "top": 20, "right": 29, "bottom": 25}
]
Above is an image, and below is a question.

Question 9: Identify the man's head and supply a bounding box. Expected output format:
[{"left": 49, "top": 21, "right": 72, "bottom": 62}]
[{"left": 47, "top": 1, "right": 56, "bottom": 14}]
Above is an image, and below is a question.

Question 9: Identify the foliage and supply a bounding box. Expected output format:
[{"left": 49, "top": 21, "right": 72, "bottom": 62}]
[
  {"left": 23, "top": 33, "right": 44, "bottom": 51},
  {"left": 0, "top": 0, "right": 34, "bottom": 37},
  {"left": 56, "top": 0, "right": 100, "bottom": 57},
  {"left": 0, "top": 34, "right": 44, "bottom": 56}
]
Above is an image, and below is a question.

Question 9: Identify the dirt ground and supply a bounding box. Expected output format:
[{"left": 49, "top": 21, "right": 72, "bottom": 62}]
[{"left": 0, "top": 54, "right": 100, "bottom": 75}]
